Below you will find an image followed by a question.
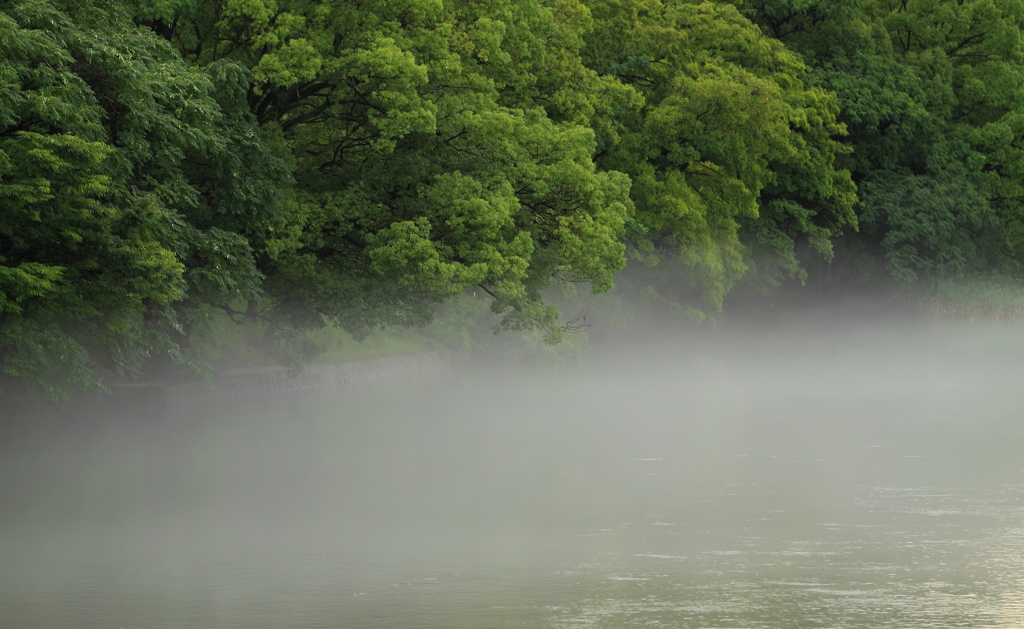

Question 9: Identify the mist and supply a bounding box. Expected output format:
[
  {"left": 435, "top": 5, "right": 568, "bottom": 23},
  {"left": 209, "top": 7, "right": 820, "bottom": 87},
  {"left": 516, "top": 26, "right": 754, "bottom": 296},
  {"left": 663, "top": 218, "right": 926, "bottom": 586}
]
[{"left": 3, "top": 307, "right": 1024, "bottom": 628}]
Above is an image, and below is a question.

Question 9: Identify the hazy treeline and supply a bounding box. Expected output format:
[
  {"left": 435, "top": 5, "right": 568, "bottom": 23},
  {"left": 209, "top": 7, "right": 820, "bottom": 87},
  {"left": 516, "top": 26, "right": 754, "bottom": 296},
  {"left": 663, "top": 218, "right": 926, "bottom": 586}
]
[{"left": 2, "top": 0, "right": 1023, "bottom": 397}]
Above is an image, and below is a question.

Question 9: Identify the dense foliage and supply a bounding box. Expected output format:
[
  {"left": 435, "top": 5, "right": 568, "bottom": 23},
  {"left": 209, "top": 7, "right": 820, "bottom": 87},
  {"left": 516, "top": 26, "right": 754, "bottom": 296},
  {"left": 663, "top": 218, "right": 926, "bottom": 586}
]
[{"left": 3, "top": 0, "right": 1023, "bottom": 397}]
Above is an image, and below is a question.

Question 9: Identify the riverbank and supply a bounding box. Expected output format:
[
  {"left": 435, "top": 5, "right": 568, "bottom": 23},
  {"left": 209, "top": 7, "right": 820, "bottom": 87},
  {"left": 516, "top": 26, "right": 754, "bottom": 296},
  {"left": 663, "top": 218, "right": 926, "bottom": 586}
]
[
  {"left": 2, "top": 350, "right": 453, "bottom": 421},
  {"left": 115, "top": 350, "right": 452, "bottom": 409}
]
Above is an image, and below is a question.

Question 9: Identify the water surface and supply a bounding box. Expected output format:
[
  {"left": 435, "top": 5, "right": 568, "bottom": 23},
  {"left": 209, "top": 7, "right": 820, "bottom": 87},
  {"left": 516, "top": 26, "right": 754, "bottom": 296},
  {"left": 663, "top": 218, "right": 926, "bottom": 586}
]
[{"left": 3, "top": 315, "right": 1024, "bottom": 628}]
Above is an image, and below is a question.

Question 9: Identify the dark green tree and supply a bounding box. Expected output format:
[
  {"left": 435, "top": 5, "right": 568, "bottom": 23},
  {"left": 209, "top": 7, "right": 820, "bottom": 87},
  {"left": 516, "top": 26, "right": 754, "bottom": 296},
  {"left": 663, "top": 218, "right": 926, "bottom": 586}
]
[
  {"left": 1, "top": 0, "right": 285, "bottom": 398},
  {"left": 734, "top": 0, "right": 1024, "bottom": 283}
]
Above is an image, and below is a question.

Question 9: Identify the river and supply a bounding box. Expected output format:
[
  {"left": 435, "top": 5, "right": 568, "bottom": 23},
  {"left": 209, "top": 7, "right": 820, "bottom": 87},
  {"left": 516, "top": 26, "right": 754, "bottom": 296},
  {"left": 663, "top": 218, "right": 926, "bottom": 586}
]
[{"left": 2, "top": 313, "right": 1024, "bottom": 628}]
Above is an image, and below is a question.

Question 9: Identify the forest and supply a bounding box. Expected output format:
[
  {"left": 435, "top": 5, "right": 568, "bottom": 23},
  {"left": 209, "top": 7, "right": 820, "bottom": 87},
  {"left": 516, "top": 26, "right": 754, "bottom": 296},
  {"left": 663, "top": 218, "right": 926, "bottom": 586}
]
[{"left": 3, "top": 0, "right": 1024, "bottom": 399}]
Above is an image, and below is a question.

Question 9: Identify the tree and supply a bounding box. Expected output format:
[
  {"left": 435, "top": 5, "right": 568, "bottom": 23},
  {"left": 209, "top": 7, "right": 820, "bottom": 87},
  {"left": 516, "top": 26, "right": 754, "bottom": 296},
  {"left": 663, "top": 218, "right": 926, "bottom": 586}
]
[
  {"left": 1, "top": 0, "right": 284, "bottom": 398},
  {"left": 142, "top": 0, "right": 632, "bottom": 344},
  {"left": 580, "top": 0, "right": 857, "bottom": 310},
  {"left": 734, "top": 0, "right": 1024, "bottom": 283}
]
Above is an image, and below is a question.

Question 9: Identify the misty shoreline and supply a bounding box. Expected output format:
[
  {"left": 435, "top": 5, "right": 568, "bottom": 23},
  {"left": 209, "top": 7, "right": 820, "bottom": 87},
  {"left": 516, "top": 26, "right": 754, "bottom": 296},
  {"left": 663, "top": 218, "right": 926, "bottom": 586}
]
[
  {"left": 6, "top": 291, "right": 1023, "bottom": 421},
  {"left": 3, "top": 350, "right": 453, "bottom": 422}
]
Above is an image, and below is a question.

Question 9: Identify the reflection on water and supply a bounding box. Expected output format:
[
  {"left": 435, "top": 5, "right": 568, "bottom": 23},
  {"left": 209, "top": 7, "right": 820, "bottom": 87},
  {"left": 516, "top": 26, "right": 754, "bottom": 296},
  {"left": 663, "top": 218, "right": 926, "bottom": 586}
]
[{"left": 2, "top": 316, "right": 1024, "bottom": 628}]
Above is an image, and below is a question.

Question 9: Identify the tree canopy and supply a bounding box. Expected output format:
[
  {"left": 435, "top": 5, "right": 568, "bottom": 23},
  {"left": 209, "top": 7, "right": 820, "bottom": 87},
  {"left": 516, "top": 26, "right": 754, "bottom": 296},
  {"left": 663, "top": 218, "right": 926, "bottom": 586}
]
[{"left": 4, "top": 0, "right": 1024, "bottom": 397}]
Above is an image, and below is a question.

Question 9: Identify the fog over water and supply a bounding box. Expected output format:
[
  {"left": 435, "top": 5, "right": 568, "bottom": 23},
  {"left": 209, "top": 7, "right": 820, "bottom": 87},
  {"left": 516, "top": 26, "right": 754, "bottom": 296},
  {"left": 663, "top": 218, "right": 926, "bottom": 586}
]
[{"left": 3, "top": 309, "right": 1024, "bottom": 628}]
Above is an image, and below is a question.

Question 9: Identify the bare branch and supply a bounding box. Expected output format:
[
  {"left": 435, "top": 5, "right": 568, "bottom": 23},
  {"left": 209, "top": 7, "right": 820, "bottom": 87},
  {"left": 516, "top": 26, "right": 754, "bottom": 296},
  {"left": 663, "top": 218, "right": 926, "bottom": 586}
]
[
  {"left": 218, "top": 304, "right": 247, "bottom": 324},
  {"left": 562, "top": 313, "right": 591, "bottom": 333},
  {"left": 476, "top": 283, "right": 499, "bottom": 299},
  {"left": 551, "top": 270, "right": 590, "bottom": 284}
]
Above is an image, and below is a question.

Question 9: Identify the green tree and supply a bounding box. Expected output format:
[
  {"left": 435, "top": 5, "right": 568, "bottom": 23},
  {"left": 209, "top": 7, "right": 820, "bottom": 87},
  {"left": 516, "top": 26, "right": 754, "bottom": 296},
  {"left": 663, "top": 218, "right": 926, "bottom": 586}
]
[
  {"left": 735, "top": 0, "right": 1024, "bottom": 283},
  {"left": 580, "top": 0, "right": 857, "bottom": 310},
  {"left": 143, "top": 0, "right": 631, "bottom": 345},
  {"left": 1, "top": 0, "right": 284, "bottom": 398}
]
